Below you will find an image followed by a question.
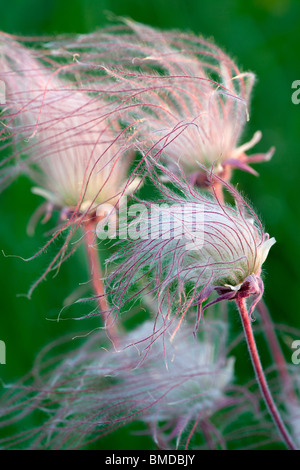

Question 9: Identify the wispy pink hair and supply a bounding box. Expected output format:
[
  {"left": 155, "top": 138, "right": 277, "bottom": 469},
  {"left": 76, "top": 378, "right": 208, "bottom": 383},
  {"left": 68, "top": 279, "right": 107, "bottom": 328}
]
[
  {"left": 0, "top": 319, "right": 281, "bottom": 450},
  {"left": 0, "top": 32, "right": 138, "bottom": 209},
  {"left": 0, "top": 33, "right": 140, "bottom": 296},
  {"left": 106, "top": 164, "right": 275, "bottom": 334},
  {"left": 47, "top": 20, "right": 274, "bottom": 182}
]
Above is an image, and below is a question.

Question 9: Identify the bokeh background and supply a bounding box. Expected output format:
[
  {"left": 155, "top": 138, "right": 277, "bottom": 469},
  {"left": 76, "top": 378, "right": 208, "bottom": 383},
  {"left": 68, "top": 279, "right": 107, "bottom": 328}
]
[{"left": 1, "top": 0, "right": 300, "bottom": 449}]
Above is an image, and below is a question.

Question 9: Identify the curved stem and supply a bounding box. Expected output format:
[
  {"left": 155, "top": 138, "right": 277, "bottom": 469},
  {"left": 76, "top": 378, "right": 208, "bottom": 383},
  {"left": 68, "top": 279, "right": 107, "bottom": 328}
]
[
  {"left": 236, "top": 297, "right": 296, "bottom": 450},
  {"left": 83, "top": 218, "right": 109, "bottom": 314},
  {"left": 83, "top": 218, "right": 119, "bottom": 344},
  {"left": 214, "top": 182, "right": 225, "bottom": 205}
]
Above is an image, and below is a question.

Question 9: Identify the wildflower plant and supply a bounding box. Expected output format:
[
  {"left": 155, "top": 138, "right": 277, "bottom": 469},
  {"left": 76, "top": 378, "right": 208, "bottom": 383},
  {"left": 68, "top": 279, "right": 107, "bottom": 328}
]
[
  {"left": 0, "top": 318, "right": 283, "bottom": 450},
  {"left": 51, "top": 20, "right": 274, "bottom": 185},
  {"left": 0, "top": 32, "right": 140, "bottom": 325},
  {"left": 0, "top": 21, "right": 298, "bottom": 450},
  {"left": 107, "top": 166, "right": 275, "bottom": 327}
]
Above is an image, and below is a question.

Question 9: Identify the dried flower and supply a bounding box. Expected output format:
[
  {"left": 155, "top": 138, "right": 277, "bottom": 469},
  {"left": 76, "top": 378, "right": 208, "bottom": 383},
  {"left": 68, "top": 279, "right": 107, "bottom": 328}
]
[
  {"left": 0, "top": 33, "right": 139, "bottom": 298},
  {"left": 107, "top": 171, "right": 275, "bottom": 330},
  {"left": 0, "top": 33, "right": 136, "bottom": 214},
  {"left": 0, "top": 317, "right": 285, "bottom": 450},
  {"left": 59, "top": 20, "right": 274, "bottom": 183},
  {"left": 0, "top": 319, "right": 234, "bottom": 449}
]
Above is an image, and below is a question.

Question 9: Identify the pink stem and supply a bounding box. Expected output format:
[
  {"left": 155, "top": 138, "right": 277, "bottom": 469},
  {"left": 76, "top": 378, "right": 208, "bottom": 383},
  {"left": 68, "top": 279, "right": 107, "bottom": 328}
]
[
  {"left": 83, "top": 218, "right": 109, "bottom": 313},
  {"left": 236, "top": 297, "right": 296, "bottom": 450},
  {"left": 213, "top": 179, "right": 295, "bottom": 400},
  {"left": 83, "top": 218, "right": 119, "bottom": 343},
  {"left": 212, "top": 181, "right": 225, "bottom": 205}
]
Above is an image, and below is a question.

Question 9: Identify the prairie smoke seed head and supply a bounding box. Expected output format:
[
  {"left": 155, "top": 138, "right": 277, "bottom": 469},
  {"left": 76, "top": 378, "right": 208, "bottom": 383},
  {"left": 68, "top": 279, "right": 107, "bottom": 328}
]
[
  {"left": 67, "top": 20, "right": 274, "bottom": 183},
  {"left": 0, "top": 320, "right": 235, "bottom": 449},
  {"left": 107, "top": 177, "right": 275, "bottom": 327},
  {"left": 0, "top": 34, "right": 137, "bottom": 218},
  {"left": 0, "top": 34, "right": 141, "bottom": 298}
]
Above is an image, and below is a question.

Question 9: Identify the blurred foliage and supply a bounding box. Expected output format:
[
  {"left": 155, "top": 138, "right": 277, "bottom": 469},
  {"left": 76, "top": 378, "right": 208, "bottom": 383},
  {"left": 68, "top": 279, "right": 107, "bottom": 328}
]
[{"left": 0, "top": 0, "right": 300, "bottom": 450}]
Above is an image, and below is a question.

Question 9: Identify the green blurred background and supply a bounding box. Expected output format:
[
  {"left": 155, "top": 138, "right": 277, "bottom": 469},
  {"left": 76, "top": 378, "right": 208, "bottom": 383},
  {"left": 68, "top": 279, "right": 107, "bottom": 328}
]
[{"left": 0, "top": 0, "right": 300, "bottom": 449}]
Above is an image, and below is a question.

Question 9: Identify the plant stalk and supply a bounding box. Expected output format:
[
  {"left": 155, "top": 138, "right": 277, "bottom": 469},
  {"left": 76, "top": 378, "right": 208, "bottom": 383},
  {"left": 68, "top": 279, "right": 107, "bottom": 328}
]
[
  {"left": 83, "top": 217, "right": 118, "bottom": 343},
  {"left": 236, "top": 297, "right": 296, "bottom": 450}
]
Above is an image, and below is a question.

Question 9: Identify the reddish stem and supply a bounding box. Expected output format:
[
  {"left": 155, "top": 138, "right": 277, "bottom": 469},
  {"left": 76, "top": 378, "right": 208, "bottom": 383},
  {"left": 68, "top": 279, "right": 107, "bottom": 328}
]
[
  {"left": 212, "top": 179, "right": 296, "bottom": 403},
  {"left": 83, "top": 218, "right": 119, "bottom": 343},
  {"left": 236, "top": 297, "right": 296, "bottom": 450},
  {"left": 83, "top": 218, "right": 109, "bottom": 314},
  {"left": 212, "top": 181, "right": 225, "bottom": 205}
]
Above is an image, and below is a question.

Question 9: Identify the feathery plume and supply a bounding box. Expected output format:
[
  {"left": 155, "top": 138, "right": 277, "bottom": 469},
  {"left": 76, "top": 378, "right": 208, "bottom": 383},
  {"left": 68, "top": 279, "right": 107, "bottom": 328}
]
[
  {"left": 0, "top": 319, "right": 248, "bottom": 450},
  {"left": 0, "top": 33, "right": 137, "bottom": 213},
  {"left": 0, "top": 317, "right": 288, "bottom": 450},
  {"left": 51, "top": 20, "right": 274, "bottom": 183},
  {"left": 107, "top": 168, "right": 275, "bottom": 331},
  {"left": 0, "top": 33, "right": 139, "bottom": 302}
]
